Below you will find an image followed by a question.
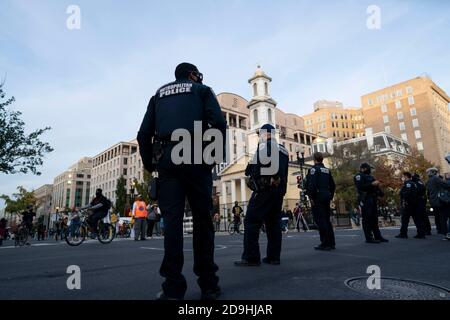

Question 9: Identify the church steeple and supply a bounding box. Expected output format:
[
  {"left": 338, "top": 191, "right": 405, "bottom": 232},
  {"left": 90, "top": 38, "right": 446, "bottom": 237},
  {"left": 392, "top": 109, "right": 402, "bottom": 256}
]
[{"left": 247, "top": 65, "right": 277, "bottom": 131}]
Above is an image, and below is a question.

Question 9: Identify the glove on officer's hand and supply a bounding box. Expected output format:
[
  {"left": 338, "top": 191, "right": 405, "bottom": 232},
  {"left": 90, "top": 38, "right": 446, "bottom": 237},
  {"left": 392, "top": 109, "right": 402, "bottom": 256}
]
[{"left": 271, "top": 176, "right": 281, "bottom": 187}]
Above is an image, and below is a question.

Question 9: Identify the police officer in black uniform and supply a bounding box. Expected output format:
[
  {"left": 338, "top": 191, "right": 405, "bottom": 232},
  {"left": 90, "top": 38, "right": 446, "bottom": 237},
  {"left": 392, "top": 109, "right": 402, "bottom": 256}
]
[
  {"left": 305, "top": 152, "right": 336, "bottom": 251},
  {"left": 234, "top": 124, "right": 289, "bottom": 266},
  {"left": 396, "top": 172, "right": 426, "bottom": 239},
  {"left": 137, "top": 63, "right": 227, "bottom": 300},
  {"left": 354, "top": 163, "right": 389, "bottom": 244},
  {"left": 413, "top": 173, "right": 432, "bottom": 235}
]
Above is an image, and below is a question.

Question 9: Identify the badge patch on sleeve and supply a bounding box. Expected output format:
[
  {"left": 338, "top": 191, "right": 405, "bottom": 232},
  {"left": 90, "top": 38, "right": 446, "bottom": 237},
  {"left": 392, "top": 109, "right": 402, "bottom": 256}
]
[
  {"left": 310, "top": 168, "right": 316, "bottom": 175},
  {"left": 355, "top": 175, "right": 361, "bottom": 181}
]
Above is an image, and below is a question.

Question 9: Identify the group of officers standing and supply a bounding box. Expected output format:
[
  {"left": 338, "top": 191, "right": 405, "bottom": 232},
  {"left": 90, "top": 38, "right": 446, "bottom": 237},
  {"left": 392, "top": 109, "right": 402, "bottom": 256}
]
[{"left": 137, "top": 63, "right": 449, "bottom": 301}]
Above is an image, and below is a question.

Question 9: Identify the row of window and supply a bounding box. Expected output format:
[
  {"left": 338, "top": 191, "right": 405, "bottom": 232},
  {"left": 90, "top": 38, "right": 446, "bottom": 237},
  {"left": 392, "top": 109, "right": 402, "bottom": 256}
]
[
  {"left": 382, "top": 109, "right": 418, "bottom": 124},
  {"left": 368, "top": 86, "right": 414, "bottom": 106}
]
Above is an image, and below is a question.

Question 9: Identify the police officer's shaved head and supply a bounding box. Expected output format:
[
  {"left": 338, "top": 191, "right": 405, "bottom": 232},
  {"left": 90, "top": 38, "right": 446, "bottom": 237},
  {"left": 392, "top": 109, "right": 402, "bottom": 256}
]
[
  {"left": 313, "top": 152, "right": 324, "bottom": 163},
  {"left": 402, "top": 171, "right": 412, "bottom": 179},
  {"left": 175, "top": 63, "right": 200, "bottom": 80}
]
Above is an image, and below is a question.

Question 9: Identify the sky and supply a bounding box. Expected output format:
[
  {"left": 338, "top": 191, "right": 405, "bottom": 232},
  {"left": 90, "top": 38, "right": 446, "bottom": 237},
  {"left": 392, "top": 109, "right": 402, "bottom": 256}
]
[{"left": 1, "top": 0, "right": 449, "bottom": 207}]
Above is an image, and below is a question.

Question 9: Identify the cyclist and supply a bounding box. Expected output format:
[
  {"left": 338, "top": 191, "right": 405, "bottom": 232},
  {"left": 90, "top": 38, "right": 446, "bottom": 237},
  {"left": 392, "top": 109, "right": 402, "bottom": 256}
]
[
  {"left": 21, "top": 205, "right": 36, "bottom": 245},
  {"left": 86, "top": 188, "right": 112, "bottom": 237}
]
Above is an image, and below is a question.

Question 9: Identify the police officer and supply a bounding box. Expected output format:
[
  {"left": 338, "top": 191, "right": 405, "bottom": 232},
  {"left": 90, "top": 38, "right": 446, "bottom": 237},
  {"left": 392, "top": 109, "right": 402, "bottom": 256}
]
[
  {"left": 234, "top": 124, "right": 289, "bottom": 266},
  {"left": 412, "top": 173, "right": 432, "bottom": 236},
  {"left": 396, "top": 172, "right": 426, "bottom": 239},
  {"left": 354, "top": 163, "right": 389, "bottom": 244},
  {"left": 304, "top": 152, "right": 336, "bottom": 250},
  {"left": 137, "top": 63, "right": 227, "bottom": 300}
]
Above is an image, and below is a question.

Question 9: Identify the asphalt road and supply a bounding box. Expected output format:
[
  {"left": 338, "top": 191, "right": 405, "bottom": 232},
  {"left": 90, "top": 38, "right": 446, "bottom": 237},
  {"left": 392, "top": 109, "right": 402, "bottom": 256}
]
[{"left": 0, "top": 227, "right": 449, "bottom": 300}]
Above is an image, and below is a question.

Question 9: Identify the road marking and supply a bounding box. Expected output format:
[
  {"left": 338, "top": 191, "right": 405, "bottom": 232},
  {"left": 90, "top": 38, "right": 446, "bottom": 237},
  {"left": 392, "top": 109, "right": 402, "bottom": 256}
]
[{"left": 141, "top": 245, "right": 228, "bottom": 252}]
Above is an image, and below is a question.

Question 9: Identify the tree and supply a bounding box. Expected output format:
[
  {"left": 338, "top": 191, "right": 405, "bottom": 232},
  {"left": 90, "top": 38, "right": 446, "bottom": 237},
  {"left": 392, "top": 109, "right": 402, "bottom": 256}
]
[
  {"left": 115, "top": 176, "right": 127, "bottom": 216},
  {"left": 0, "top": 82, "right": 53, "bottom": 175},
  {"left": 133, "top": 170, "right": 153, "bottom": 204},
  {"left": 0, "top": 186, "right": 37, "bottom": 215}
]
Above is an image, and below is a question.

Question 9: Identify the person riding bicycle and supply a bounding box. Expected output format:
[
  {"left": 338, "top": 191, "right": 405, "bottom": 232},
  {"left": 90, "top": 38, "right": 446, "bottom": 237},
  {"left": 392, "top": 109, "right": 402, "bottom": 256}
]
[
  {"left": 21, "top": 205, "right": 36, "bottom": 244},
  {"left": 232, "top": 201, "right": 243, "bottom": 233},
  {"left": 87, "top": 189, "right": 112, "bottom": 237}
]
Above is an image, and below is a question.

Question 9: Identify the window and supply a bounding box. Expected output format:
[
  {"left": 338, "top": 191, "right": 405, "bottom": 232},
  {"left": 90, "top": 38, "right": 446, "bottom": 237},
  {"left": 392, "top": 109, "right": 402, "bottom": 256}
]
[
  {"left": 124, "top": 158, "right": 128, "bottom": 165},
  {"left": 396, "top": 89, "right": 403, "bottom": 97},
  {"left": 406, "top": 86, "right": 413, "bottom": 94},
  {"left": 253, "top": 109, "right": 259, "bottom": 125},
  {"left": 268, "top": 108, "right": 272, "bottom": 123},
  {"left": 417, "top": 142, "right": 424, "bottom": 151},
  {"left": 412, "top": 119, "right": 419, "bottom": 128},
  {"left": 123, "top": 168, "right": 127, "bottom": 176},
  {"left": 381, "top": 104, "right": 387, "bottom": 113},
  {"left": 408, "top": 96, "right": 415, "bottom": 105},
  {"left": 414, "top": 130, "right": 422, "bottom": 139},
  {"left": 264, "top": 82, "right": 269, "bottom": 95},
  {"left": 253, "top": 83, "right": 257, "bottom": 96},
  {"left": 395, "top": 101, "right": 402, "bottom": 109},
  {"left": 401, "top": 133, "right": 408, "bottom": 142},
  {"left": 397, "top": 112, "right": 404, "bottom": 120},
  {"left": 383, "top": 115, "right": 389, "bottom": 123},
  {"left": 410, "top": 108, "right": 417, "bottom": 116},
  {"left": 385, "top": 126, "right": 391, "bottom": 134},
  {"left": 399, "top": 122, "right": 406, "bottom": 131},
  {"left": 368, "top": 98, "right": 373, "bottom": 106}
]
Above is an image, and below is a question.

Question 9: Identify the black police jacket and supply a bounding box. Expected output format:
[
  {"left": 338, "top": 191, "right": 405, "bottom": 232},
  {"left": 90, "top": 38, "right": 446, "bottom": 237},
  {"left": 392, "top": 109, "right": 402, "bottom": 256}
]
[
  {"left": 137, "top": 79, "right": 227, "bottom": 172},
  {"left": 413, "top": 178, "right": 426, "bottom": 200},
  {"left": 354, "top": 172, "right": 382, "bottom": 203},
  {"left": 245, "top": 138, "right": 289, "bottom": 194},
  {"left": 305, "top": 163, "right": 336, "bottom": 203},
  {"left": 400, "top": 180, "right": 418, "bottom": 206}
]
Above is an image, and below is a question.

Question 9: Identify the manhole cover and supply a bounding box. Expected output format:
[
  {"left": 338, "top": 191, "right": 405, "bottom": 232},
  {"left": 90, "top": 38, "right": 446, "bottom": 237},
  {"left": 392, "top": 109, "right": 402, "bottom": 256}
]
[{"left": 345, "top": 277, "right": 450, "bottom": 300}]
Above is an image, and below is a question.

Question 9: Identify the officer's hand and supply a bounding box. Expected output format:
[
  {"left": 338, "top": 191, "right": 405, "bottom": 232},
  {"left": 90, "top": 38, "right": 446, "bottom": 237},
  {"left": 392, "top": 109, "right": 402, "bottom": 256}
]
[
  {"left": 271, "top": 177, "right": 281, "bottom": 187},
  {"left": 372, "top": 180, "right": 381, "bottom": 186}
]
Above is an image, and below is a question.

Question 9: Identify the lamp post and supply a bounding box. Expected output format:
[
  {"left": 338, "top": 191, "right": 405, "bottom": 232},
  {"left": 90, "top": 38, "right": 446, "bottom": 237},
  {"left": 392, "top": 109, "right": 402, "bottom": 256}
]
[{"left": 129, "top": 182, "right": 136, "bottom": 210}]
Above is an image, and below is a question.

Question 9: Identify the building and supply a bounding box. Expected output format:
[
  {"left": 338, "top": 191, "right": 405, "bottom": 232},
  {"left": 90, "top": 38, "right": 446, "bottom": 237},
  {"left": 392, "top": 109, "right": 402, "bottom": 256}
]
[
  {"left": 90, "top": 140, "right": 144, "bottom": 205},
  {"left": 310, "top": 129, "right": 412, "bottom": 168},
  {"left": 52, "top": 157, "right": 92, "bottom": 211},
  {"left": 361, "top": 76, "right": 450, "bottom": 170},
  {"left": 34, "top": 184, "right": 53, "bottom": 224},
  {"left": 303, "top": 100, "right": 365, "bottom": 141},
  {"left": 216, "top": 67, "right": 320, "bottom": 216}
]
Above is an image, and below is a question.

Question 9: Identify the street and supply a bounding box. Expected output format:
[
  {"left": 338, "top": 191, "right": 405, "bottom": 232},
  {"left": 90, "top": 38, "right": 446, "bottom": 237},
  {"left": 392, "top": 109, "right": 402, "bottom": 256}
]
[{"left": 0, "top": 227, "right": 449, "bottom": 300}]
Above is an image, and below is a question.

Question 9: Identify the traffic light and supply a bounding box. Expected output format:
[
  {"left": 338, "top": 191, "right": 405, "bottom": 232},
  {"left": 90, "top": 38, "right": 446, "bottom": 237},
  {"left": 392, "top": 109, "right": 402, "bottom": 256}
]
[{"left": 297, "top": 176, "right": 302, "bottom": 189}]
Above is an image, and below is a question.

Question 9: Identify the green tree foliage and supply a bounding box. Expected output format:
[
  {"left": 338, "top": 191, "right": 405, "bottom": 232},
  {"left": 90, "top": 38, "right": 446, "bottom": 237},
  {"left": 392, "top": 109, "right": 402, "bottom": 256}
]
[
  {"left": 0, "top": 82, "right": 53, "bottom": 175},
  {"left": 133, "top": 170, "right": 153, "bottom": 204},
  {"left": 0, "top": 186, "right": 37, "bottom": 214},
  {"left": 115, "top": 176, "right": 127, "bottom": 216}
]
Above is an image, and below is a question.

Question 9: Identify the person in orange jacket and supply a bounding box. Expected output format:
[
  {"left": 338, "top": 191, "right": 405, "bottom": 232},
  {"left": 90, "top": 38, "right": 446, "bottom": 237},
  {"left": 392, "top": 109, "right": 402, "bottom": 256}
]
[{"left": 132, "top": 195, "right": 148, "bottom": 241}]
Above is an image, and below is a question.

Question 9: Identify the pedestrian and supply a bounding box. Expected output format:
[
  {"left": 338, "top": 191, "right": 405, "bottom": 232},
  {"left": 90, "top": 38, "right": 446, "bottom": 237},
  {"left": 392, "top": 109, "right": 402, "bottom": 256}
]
[
  {"left": 37, "top": 215, "right": 45, "bottom": 241},
  {"left": 147, "top": 203, "right": 160, "bottom": 238},
  {"left": 444, "top": 172, "right": 450, "bottom": 240},
  {"left": 21, "top": 205, "right": 36, "bottom": 245},
  {"left": 426, "top": 167, "right": 450, "bottom": 235},
  {"left": 354, "top": 163, "right": 389, "bottom": 244},
  {"left": 305, "top": 152, "right": 336, "bottom": 251},
  {"left": 137, "top": 62, "right": 226, "bottom": 300},
  {"left": 132, "top": 195, "right": 148, "bottom": 241},
  {"left": 396, "top": 172, "right": 426, "bottom": 239},
  {"left": 213, "top": 213, "right": 221, "bottom": 232},
  {"left": 0, "top": 218, "right": 7, "bottom": 246},
  {"left": 232, "top": 202, "right": 243, "bottom": 233},
  {"left": 281, "top": 209, "right": 289, "bottom": 233},
  {"left": 412, "top": 173, "right": 432, "bottom": 236},
  {"left": 234, "top": 123, "right": 289, "bottom": 267}
]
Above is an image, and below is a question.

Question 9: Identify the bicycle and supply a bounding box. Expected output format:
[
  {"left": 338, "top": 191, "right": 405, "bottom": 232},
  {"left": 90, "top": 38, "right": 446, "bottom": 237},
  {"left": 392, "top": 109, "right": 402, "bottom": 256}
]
[
  {"left": 14, "top": 222, "right": 31, "bottom": 247},
  {"left": 65, "top": 207, "right": 116, "bottom": 246},
  {"left": 228, "top": 221, "right": 244, "bottom": 235},
  {"left": 117, "top": 221, "right": 132, "bottom": 238}
]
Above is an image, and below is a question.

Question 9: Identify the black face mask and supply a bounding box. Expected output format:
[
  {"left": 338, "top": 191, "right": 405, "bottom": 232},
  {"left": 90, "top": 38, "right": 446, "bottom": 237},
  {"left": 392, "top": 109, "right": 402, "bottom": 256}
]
[
  {"left": 96, "top": 192, "right": 102, "bottom": 197},
  {"left": 190, "top": 71, "right": 203, "bottom": 84}
]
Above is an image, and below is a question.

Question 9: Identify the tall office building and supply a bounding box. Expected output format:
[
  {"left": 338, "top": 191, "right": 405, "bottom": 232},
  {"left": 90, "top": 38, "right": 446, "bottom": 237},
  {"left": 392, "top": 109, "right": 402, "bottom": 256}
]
[
  {"left": 303, "top": 101, "right": 365, "bottom": 141},
  {"left": 52, "top": 157, "right": 92, "bottom": 211},
  {"left": 361, "top": 76, "right": 450, "bottom": 170}
]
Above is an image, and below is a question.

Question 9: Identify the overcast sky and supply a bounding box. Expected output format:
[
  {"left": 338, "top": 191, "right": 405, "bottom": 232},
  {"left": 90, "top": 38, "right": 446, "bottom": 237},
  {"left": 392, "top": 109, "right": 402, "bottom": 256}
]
[{"left": 1, "top": 0, "right": 449, "bottom": 207}]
